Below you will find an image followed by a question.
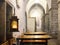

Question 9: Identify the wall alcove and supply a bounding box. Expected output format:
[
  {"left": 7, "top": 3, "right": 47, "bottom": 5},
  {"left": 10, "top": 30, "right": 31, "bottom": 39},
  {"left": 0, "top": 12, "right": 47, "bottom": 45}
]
[{"left": 26, "top": 3, "right": 45, "bottom": 32}]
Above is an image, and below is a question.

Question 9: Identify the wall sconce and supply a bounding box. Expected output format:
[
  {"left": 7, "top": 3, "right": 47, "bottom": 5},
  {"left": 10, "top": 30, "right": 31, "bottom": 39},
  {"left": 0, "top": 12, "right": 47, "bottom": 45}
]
[{"left": 10, "top": 16, "right": 19, "bottom": 32}]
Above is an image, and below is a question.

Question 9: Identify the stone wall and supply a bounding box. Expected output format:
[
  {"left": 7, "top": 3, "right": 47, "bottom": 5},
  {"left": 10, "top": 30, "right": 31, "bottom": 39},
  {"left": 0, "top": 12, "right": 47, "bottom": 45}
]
[
  {"left": 45, "top": 13, "right": 49, "bottom": 32},
  {"left": 46, "top": 0, "right": 58, "bottom": 38},
  {"left": 58, "top": 0, "right": 60, "bottom": 45},
  {"left": 0, "top": 2, "right": 6, "bottom": 43}
]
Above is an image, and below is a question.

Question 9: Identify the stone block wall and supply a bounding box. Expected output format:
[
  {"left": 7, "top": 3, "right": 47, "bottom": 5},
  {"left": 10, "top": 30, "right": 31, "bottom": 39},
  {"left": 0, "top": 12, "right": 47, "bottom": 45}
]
[
  {"left": 45, "top": 13, "right": 49, "bottom": 33},
  {"left": 58, "top": 0, "right": 60, "bottom": 45},
  {"left": 46, "top": 0, "right": 58, "bottom": 38}
]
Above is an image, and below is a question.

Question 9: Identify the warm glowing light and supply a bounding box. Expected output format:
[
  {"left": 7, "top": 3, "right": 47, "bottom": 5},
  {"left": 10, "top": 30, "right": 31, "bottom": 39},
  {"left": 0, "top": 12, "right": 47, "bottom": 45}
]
[
  {"left": 11, "top": 21, "right": 17, "bottom": 29},
  {"left": 35, "top": 36, "right": 39, "bottom": 38}
]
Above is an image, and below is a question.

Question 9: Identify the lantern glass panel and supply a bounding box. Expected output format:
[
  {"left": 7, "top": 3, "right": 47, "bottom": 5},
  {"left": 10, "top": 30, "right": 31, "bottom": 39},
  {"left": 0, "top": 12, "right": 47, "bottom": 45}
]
[{"left": 11, "top": 20, "right": 17, "bottom": 29}]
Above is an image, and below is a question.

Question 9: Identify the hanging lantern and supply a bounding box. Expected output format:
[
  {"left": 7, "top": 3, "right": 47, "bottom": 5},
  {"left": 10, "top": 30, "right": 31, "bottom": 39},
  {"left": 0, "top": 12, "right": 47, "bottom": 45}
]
[{"left": 10, "top": 16, "right": 19, "bottom": 32}]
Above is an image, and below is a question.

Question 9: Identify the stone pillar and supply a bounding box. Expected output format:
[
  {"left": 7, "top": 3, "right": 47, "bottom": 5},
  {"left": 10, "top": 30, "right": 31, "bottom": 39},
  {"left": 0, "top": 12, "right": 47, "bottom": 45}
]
[
  {"left": 45, "top": 13, "right": 49, "bottom": 33},
  {"left": 58, "top": 0, "right": 60, "bottom": 45},
  {"left": 48, "top": 0, "right": 58, "bottom": 38},
  {"left": 41, "top": 14, "right": 45, "bottom": 31}
]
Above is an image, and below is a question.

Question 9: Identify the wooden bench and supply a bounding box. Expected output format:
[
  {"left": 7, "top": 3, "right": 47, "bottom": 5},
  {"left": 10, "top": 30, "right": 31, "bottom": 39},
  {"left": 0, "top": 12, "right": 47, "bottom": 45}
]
[{"left": 16, "top": 32, "right": 51, "bottom": 45}]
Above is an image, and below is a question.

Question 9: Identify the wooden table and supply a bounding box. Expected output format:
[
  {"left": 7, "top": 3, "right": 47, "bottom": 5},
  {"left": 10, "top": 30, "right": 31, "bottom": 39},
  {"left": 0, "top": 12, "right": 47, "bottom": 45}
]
[
  {"left": 16, "top": 32, "right": 51, "bottom": 45},
  {"left": 24, "top": 32, "right": 47, "bottom": 35}
]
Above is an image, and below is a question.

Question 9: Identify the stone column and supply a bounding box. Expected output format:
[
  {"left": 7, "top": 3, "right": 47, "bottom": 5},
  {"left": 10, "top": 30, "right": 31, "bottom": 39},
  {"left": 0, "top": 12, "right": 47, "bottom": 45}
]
[
  {"left": 48, "top": 0, "right": 58, "bottom": 38},
  {"left": 45, "top": 13, "right": 49, "bottom": 33},
  {"left": 58, "top": 0, "right": 60, "bottom": 45}
]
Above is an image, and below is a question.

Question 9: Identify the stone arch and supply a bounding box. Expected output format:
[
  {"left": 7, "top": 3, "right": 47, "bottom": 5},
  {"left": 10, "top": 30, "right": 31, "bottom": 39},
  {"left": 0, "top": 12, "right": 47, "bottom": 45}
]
[
  {"left": 27, "top": 3, "right": 45, "bottom": 31},
  {"left": 28, "top": 3, "right": 45, "bottom": 16},
  {"left": 26, "top": 0, "right": 47, "bottom": 15}
]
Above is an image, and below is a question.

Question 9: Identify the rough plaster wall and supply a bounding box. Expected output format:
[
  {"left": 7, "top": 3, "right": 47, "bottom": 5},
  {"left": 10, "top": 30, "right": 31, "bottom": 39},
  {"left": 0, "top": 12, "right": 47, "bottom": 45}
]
[{"left": 6, "top": 0, "right": 26, "bottom": 38}]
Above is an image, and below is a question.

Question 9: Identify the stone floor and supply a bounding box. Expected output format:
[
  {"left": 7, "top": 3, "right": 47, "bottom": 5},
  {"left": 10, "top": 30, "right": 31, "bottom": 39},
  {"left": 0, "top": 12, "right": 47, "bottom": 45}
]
[{"left": 48, "top": 39, "right": 58, "bottom": 45}]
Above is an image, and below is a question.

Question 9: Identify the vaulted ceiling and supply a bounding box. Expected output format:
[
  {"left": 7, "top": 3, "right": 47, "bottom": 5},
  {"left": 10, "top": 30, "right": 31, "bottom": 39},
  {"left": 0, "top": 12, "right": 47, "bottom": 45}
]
[{"left": 26, "top": 0, "right": 47, "bottom": 14}]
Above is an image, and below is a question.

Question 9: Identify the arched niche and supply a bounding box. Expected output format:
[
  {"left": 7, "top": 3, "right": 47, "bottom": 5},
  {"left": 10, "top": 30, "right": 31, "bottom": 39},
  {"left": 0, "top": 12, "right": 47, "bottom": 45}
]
[
  {"left": 26, "top": 3, "right": 45, "bottom": 32},
  {"left": 26, "top": 0, "right": 47, "bottom": 15}
]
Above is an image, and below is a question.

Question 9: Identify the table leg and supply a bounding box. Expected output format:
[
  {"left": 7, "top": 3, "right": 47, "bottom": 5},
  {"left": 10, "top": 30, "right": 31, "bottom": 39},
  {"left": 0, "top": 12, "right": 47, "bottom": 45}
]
[
  {"left": 16, "top": 39, "right": 20, "bottom": 45},
  {"left": 45, "top": 40, "right": 48, "bottom": 45}
]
